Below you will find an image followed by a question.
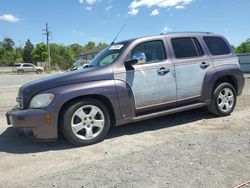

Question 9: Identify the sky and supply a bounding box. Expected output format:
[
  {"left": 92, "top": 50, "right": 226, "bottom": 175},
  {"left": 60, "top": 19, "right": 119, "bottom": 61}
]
[{"left": 0, "top": 0, "right": 250, "bottom": 47}]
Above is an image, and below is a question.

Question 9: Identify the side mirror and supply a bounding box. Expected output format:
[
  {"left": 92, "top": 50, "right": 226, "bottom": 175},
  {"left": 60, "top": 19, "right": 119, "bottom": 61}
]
[
  {"left": 124, "top": 52, "right": 146, "bottom": 69},
  {"left": 132, "top": 52, "right": 146, "bottom": 64}
]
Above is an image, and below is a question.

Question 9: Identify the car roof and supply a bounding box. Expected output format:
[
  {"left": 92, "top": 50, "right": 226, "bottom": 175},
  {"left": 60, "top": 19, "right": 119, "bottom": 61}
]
[{"left": 116, "top": 32, "right": 218, "bottom": 44}]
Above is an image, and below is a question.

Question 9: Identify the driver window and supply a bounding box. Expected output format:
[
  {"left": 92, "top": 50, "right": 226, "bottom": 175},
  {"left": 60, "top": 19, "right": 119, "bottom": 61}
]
[{"left": 131, "top": 40, "right": 166, "bottom": 65}]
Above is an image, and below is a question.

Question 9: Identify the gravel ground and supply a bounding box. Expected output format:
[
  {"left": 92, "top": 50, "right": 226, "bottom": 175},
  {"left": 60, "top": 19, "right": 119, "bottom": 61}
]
[{"left": 0, "top": 73, "right": 249, "bottom": 188}]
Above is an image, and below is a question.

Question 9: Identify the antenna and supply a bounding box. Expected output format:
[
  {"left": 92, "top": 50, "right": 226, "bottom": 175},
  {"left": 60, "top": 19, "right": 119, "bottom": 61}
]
[{"left": 111, "top": 24, "right": 126, "bottom": 45}]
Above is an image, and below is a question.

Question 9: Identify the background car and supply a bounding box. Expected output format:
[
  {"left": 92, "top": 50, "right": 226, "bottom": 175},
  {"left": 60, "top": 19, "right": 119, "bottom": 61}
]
[{"left": 13, "top": 63, "right": 44, "bottom": 74}]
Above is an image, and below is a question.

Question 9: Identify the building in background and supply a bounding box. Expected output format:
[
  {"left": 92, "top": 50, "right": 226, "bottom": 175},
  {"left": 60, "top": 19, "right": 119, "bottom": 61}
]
[
  {"left": 237, "top": 53, "right": 250, "bottom": 73},
  {"left": 74, "top": 47, "right": 105, "bottom": 67}
]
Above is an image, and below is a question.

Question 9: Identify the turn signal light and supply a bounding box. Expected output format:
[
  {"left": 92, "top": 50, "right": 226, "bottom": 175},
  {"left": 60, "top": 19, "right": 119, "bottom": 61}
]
[{"left": 45, "top": 113, "right": 52, "bottom": 124}]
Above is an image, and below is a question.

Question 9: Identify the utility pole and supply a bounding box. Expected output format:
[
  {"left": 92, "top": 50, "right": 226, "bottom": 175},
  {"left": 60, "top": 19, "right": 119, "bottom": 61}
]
[{"left": 43, "top": 23, "right": 52, "bottom": 72}]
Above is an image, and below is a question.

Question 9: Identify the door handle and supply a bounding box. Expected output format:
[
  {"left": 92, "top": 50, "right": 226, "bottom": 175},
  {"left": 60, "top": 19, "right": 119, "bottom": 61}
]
[
  {"left": 200, "top": 62, "right": 210, "bottom": 69},
  {"left": 157, "top": 67, "right": 170, "bottom": 75}
]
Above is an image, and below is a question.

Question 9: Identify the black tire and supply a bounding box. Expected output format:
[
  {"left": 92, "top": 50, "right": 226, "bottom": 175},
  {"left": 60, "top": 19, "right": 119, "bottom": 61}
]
[
  {"left": 36, "top": 69, "right": 42, "bottom": 74},
  {"left": 17, "top": 69, "right": 24, "bottom": 75},
  {"left": 207, "top": 82, "right": 237, "bottom": 116},
  {"left": 61, "top": 98, "right": 111, "bottom": 146}
]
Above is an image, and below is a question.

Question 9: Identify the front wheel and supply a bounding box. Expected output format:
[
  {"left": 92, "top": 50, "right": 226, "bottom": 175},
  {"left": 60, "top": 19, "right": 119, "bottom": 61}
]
[
  {"left": 207, "top": 83, "right": 236, "bottom": 116},
  {"left": 36, "top": 69, "right": 42, "bottom": 74},
  {"left": 17, "top": 69, "right": 24, "bottom": 75},
  {"left": 61, "top": 99, "right": 111, "bottom": 146}
]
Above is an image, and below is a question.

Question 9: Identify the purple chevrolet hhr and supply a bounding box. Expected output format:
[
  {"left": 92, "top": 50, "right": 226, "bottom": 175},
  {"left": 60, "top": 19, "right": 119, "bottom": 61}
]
[{"left": 6, "top": 32, "right": 245, "bottom": 146}]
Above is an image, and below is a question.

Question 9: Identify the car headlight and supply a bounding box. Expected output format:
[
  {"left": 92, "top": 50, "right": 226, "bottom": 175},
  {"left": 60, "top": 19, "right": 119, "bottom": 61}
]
[{"left": 29, "top": 93, "right": 54, "bottom": 108}]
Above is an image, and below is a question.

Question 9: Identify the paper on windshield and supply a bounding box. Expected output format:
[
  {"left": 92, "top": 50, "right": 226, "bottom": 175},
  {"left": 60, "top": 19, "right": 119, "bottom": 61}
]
[{"left": 109, "top": 45, "right": 124, "bottom": 50}]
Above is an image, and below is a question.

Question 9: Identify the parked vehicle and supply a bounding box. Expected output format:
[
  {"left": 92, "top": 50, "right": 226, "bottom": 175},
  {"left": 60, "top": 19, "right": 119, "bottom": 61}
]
[
  {"left": 13, "top": 63, "right": 44, "bottom": 74},
  {"left": 68, "top": 64, "right": 89, "bottom": 71},
  {"left": 6, "top": 32, "right": 245, "bottom": 146}
]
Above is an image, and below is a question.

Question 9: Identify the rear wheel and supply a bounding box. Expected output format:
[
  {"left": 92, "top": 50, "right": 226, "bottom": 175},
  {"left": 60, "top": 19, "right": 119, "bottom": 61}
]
[
  {"left": 61, "top": 99, "right": 111, "bottom": 146},
  {"left": 207, "top": 82, "right": 236, "bottom": 116},
  {"left": 17, "top": 69, "right": 24, "bottom": 75}
]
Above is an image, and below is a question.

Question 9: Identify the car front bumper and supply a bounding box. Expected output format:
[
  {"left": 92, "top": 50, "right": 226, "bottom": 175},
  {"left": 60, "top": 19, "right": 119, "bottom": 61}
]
[{"left": 6, "top": 108, "right": 58, "bottom": 141}]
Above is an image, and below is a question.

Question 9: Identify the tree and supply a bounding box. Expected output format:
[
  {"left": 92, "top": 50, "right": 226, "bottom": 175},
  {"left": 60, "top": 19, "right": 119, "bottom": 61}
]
[
  {"left": 0, "top": 42, "right": 3, "bottom": 50},
  {"left": 85, "top": 41, "right": 96, "bottom": 50},
  {"left": 69, "top": 43, "right": 83, "bottom": 57},
  {"left": 0, "top": 50, "right": 16, "bottom": 66},
  {"left": 235, "top": 38, "right": 250, "bottom": 53},
  {"left": 97, "top": 42, "right": 108, "bottom": 48},
  {"left": 32, "top": 43, "right": 47, "bottom": 62},
  {"left": 3, "top": 37, "right": 15, "bottom": 51},
  {"left": 23, "top": 39, "right": 34, "bottom": 63},
  {"left": 50, "top": 43, "right": 74, "bottom": 70}
]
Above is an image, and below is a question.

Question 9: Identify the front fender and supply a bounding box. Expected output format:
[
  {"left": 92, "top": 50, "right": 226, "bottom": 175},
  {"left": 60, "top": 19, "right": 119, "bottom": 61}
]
[{"left": 45, "top": 79, "right": 121, "bottom": 125}]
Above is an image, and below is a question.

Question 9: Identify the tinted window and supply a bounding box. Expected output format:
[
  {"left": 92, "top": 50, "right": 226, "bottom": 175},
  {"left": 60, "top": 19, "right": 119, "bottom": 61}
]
[
  {"left": 203, "top": 36, "right": 230, "bottom": 55},
  {"left": 131, "top": 40, "right": 166, "bottom": 64},
  {"left": 171, "top": 37, "right": 204, "bottom": 59},
  {"left": 14, "top": 64, "right": 21, "bottom": 67},
  {"left": 23, "top": 64, "right": 34, "bottom": 67}
]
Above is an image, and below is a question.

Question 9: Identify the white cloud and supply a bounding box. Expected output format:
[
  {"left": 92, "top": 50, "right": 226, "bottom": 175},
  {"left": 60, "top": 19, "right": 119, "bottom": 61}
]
[
  {"left": 161, "top": 26, "right": 172, "bottom": 33},
  {"left": 86, "top": 6, "right": 92, "bottom": 11},
  {"left": 128, "top": 8, "right": 139, "bottom": 15},
  {"left": 175, "top": 5, "right": 185, "bottom": 9},
  {"left": 78, "top": 0, "right": 96, "bottom": 4},
  {"left": 0, "top": 14, "right": 20, "bottom": 23},
  {"left": 86, "top": 0, "right": 96, "bottom": 4},
  {"left": 150, "top": 9, "right": 159, "bottom": 16},
  {"left": 105, "top": 5, "right": 113, "bottom": 10},
  {"left": 128, "top": 0, "right": 193, "bottom": 15}
]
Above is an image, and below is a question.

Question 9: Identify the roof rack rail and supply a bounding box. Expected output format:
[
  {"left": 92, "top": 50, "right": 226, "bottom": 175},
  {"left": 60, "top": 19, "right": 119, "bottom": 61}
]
[{"left": 160, "top": 31, "right": 214, "bottom": 35}]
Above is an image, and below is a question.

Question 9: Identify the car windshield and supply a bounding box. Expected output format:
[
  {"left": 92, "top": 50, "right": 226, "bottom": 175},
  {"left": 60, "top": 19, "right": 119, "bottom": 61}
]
[{"left": 88, "top": 43, "right": 126, "bottom": 67}]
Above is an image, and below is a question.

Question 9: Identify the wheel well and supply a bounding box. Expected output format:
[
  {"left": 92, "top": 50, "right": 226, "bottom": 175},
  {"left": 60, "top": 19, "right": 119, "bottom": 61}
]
[
  {"left": 214, "top": 75, "right": 238, "bottom": 93},
  {"left": 58, "top": 94, "right": 116, "bottom": 133}
]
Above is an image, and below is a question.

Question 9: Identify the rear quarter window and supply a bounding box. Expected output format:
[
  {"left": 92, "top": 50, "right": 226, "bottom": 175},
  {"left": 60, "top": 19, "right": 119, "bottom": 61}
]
[{"left": 203, "top": 36, "right": 231, "bottom": 56}]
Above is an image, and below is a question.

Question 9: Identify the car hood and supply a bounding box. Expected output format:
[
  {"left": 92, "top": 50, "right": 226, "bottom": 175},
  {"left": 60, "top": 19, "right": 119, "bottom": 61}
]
[{"left": 20, "top": 66, "right": 113, "bottom": 99}]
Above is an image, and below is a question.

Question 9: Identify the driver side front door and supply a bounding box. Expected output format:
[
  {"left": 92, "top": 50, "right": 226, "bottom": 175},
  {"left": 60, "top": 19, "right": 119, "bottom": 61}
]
[{"left": 115, "top": 40, "right": 176, "bottom": 111}]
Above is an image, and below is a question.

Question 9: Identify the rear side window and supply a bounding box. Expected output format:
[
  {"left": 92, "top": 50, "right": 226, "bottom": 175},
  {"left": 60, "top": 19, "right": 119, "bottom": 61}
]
[
  {"left": 171, "top": 37, "right": 204, "bottom": 59},
  {"left": 23, "top": 64, "right": 33, "bottom": 67},
  {"left": 203, "top": 36, "right": 231, "bottom": 55}
]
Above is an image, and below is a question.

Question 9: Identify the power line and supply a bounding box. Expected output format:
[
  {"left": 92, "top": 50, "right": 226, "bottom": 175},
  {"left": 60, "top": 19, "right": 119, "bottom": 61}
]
[{"left": 43, "top": 23, "right": 52, "bottom": 72}]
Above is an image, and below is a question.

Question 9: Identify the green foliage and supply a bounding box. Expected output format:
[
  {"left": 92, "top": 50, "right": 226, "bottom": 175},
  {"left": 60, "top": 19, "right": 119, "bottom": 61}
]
[
  {"left": 3, "top": 38, "right": 15, "bottom": 51},
  {"left": 32, "top": 43, "right": 48, "bottom": 62},
  {"left": 0, "top": 50, "right": 16, "bottom": 66},
  {"left": 97, "top": 42, "right": 108, "bottom": 48},
  {"left": 69, "top": 43, "right": 84, "bottom": 58},
  {"left": 85, "top": 41, "right": 96, "bottom": 50},
  {"left": 50, "top": 43, "right": 74, "bottom": 70},
  {"left": 23, "top": 39, "right": 34, "bottom": 63},
  {"left": 235, "top": 38, "right": 250, "bottom": 53}
]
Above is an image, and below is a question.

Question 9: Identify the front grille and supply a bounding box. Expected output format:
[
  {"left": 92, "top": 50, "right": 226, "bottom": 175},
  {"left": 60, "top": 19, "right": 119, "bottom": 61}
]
[{"left": 16, "top": 92, "right": 24, "bottom": 109}]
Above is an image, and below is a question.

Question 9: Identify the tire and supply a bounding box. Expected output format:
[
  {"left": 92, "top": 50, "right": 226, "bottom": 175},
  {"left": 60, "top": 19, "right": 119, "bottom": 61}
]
[
  {"left": 207, "top": 82, "right": 237, "bottom": 116},
  {"left": 17, "top": 69, "right": 24, "bottom": 75},
  {"left": 36, "top": 69, "right": 42, "bottom": 74},
  {"left": 61, "top": 99, "right": 111, "bottom": 146}
]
